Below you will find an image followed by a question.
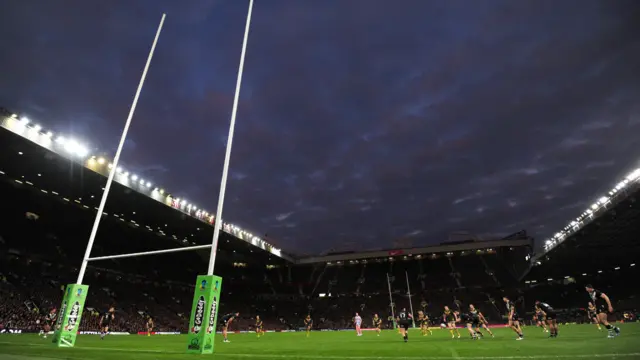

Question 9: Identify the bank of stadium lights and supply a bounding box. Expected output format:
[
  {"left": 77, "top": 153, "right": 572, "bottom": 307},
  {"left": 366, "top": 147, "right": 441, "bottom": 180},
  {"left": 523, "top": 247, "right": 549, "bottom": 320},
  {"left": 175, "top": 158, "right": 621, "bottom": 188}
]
[
  {"left": 3, "top": 112, "right": 283, "bottom": 258},
  {"left": 542, "top": 167, "right": 640, "bottom": 252}
]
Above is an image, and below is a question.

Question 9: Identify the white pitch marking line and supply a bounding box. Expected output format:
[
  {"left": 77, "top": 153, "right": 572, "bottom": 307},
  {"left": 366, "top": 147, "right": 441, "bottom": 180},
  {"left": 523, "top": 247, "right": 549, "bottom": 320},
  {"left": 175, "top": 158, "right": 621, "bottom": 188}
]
[{"left": 0, "top": 342, "right": 638, "bottom": 359}]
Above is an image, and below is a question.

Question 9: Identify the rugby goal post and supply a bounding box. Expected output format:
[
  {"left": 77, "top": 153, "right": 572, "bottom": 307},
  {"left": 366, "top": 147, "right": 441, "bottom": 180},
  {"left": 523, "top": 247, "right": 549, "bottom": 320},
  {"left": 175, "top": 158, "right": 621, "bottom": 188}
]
[{"left": 54, "top": 1, "right": 255, "bottom": 354}]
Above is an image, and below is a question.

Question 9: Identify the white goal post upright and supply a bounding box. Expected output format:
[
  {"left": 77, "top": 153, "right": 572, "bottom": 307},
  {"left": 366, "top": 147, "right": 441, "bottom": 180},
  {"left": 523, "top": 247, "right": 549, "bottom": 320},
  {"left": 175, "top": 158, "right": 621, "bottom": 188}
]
[
  {"left": 386, "top": 273, "right": 396, "bottom": 328},
  {"left": 206, "top": 0, "right": 254, "bottom": 276},
  {"left": 76, "top": 14, "right": 167, "bottom": 285},
  {"left": 406, "top": 271, "right": 416, "bottom": 328},
  {"left": 187, "top": 0, "right": 254, "bottom": 354},
  {"left": 53, "top": 14, "right": 166, "bottom": 349}
]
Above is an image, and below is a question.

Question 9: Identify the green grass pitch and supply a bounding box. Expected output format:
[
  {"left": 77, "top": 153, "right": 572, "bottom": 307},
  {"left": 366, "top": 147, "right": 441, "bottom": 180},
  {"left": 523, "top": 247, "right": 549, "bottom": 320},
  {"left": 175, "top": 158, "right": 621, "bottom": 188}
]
[{"left": 1, "top": 324, "right": 639, "bottom": 359}]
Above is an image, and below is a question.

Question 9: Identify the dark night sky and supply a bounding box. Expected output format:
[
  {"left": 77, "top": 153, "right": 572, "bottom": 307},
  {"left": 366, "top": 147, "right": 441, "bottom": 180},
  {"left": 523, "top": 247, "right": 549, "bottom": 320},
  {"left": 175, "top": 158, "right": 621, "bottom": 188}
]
[{"left": 1, "top": 0, "right": 640, "bottom": 255}]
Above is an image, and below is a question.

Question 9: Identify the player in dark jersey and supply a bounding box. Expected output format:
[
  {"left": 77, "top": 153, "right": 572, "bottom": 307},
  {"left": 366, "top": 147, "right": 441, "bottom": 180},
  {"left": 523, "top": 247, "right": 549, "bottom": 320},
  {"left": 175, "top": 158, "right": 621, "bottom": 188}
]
[
  {"left": 587, "top": 302, "right": 602, "bottom": 331},
  {"left": 99, "top": 307, "right": 115, "bottom": 340},
  {"left": 503, "top": 297, "right": 523, "bottom": 340},
  {"left": 255, "top": 315, "right": 264, "bottom": 338},
  {"left": 461, "top": 307, "right": 483, "bottom": 340},
  {"left": 534, "top": 307, "right": 549, "bottom": 333},
  {"left": 396, "top": 308, "right": 412, "bottom": 342},
  {"left": 372, "top": 314, "right": 383, "bottom": 336},
  {"left": 146, "top": 316, "right": 154, "bottom": 336},
  {"left": 470, "top": 305, "right": 494, "bottom": 337},
  {"left": 304, "top": 315, "right": 313, "bottom": 337},
  {"left": 40, "top": 308, "right": 57, "bottom": 339},
  {"left": 468, "top": 304, "right": 492, "bottom": 339},
  {"left": 220, "top": 312, "right": 239, "bottom": 343},
  {"left": 585, "top": 285, "right": 620, "bottom": 338},
  {"left": 443, "top": 306, "right": 461, "bottom": 339},
  {"left": 535, "top": 301, "right": 558, "bottom": 338},
  {"left": 417, "top": 311, "right": 432, "bottom": 336}
]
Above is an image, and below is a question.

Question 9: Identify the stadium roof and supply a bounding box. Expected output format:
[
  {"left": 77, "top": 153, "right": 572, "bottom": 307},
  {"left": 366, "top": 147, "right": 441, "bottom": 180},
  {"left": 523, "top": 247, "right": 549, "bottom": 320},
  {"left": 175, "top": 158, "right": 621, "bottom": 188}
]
[
  {"left": 0, "top": 108, "right": 292, "bottom": 262},
  {"left": 298, "top": 233, "right": 532, "bottom": 264},
  {"left": 534, "top": 166, "right": 640, "bottom": 261},
  {"left": 524, "top": 183, "right": 640, "bottom": 283}
]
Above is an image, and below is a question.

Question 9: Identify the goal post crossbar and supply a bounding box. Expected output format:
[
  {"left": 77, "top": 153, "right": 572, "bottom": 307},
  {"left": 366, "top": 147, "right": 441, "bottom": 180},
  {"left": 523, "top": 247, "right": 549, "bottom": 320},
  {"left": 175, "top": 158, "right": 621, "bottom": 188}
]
[{"left": 86, "top": 244, "right": 212, "bottom": 262}]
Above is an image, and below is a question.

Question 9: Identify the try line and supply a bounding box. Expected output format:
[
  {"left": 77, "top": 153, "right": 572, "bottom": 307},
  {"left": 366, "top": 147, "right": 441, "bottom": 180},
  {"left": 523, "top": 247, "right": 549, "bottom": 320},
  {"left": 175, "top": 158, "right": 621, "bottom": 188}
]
[{"left": 0, "top": 342, "right": 638, "bottom": 360}]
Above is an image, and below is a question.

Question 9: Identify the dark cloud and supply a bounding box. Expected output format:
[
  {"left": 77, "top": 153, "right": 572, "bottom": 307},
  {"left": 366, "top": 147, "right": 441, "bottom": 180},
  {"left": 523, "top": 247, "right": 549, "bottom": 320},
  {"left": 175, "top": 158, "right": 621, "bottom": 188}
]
[{"left": 1, "top": 0, "right": 640, "bottom": 254}]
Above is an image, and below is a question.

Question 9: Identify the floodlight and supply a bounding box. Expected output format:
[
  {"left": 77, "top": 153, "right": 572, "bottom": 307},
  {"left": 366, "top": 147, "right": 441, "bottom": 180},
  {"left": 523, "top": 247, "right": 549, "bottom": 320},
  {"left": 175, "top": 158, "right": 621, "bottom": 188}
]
[
  {"left": 598, "top": 196, "right": 608, "bottom": 204},
  {"left": 590, "top": 204, "right": 598, "bottom": 210},
  {"left": 627, "top": 169, "right": 640, "bottom": 181},
  {"left": 32, "top": 124, "right": 42, "bottom": 133},
  {"left": 131, "top": 174, "right": 138, "bottom": 181},
  {"left": 64, "top": 139, "right": 88, "bottom": 157},
  {"left": 97, "top": 158, "right": 106, "bottom": 165}
]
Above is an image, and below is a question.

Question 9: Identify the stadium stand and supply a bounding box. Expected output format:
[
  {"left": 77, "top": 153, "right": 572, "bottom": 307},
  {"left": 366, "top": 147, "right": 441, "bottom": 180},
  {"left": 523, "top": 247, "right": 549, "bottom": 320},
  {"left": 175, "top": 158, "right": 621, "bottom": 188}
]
[{"left": 1, "top": 108, "right": 638, "bottom": 336}]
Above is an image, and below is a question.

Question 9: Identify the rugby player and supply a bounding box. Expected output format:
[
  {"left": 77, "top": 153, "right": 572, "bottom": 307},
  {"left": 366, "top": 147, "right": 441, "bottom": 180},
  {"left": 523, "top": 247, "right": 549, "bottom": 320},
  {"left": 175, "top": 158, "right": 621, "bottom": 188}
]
[
  {"left": 443, "top": 306, "right": 461, "bottom": 339},
  {"left": 461, "top": 307, "right": 483, "bottom": 340},
  {"left": 40, "top": 308, "right": 57, "bottom": 339},
  {"left": 304, "top": 315, "right": 313, "bottom": 337},
  {"left": 220, "top": 312, "right": 239, "bottom": 343},
  {"left": 354, "top": 312, "right": 363, "bottom": 336},
  {"left": 396, "top": 307, "right": 412, "bottom": 342},
  {"left": 417, "top": 311, "right": 432, "bottom": 336},
  {"left": 587, "top": 302, "right": 602, "bottom": 331},
  {"left": 473, "top": 305, "right": 494, "bottom": 337},
  {"left": 255, "top": 315, "right": 265, "bottom": 338},
  {"left": 372, "top": 313, "right": 383, "bottom": 336},
  {"left": 535, "top": 301, "right": 558, "bottom": 338},
  {"left": 99, "top": 307, "right": 115, "bottom": 340},
  {"left": 503, "top": 297, "right": 523, "bottom": 340},
  {"left": 534, "top": 306, "right": 549, "bottom": 333},
  {"left": 146, "top": 316, "right": 154, "bottom": 336},
  {"left": 468, "top": 304, "right": 493, "bottom": 338},
  {"left": 585, "top": 285, "right": 620, "bottom": 338}
]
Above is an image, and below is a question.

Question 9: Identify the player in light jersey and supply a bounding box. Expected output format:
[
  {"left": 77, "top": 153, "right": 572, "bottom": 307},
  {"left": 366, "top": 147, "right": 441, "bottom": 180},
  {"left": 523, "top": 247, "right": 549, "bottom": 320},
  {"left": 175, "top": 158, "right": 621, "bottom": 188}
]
[{"left": 354, "top": 313, "right": 363, "bottom": 336}]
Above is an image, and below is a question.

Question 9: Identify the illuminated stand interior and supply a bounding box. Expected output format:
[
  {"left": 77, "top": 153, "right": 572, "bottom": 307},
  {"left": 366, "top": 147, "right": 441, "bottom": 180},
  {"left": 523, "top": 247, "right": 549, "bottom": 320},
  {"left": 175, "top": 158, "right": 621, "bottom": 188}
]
[{"left": 52, "top": 1, "right": 255, "bottom": 354}]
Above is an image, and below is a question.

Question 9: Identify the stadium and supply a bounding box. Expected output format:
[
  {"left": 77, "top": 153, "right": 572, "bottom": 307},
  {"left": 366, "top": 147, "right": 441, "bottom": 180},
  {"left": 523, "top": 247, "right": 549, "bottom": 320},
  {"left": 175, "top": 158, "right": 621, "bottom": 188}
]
[{"left": 1, "top": 101, "right": 639, "bottom": 360}]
